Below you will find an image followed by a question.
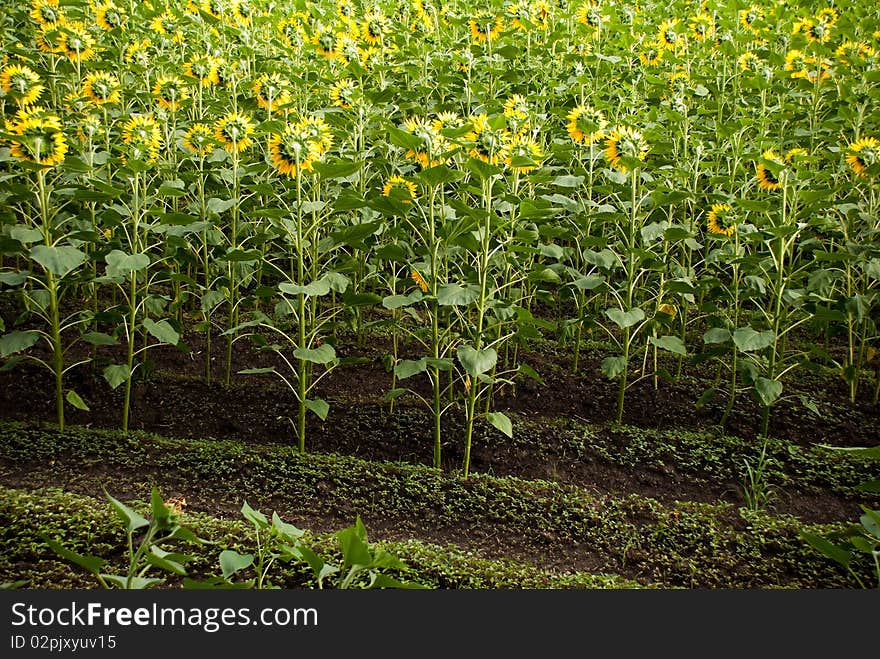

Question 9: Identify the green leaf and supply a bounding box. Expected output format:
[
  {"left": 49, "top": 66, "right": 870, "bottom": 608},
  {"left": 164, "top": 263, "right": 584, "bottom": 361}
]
[
  {"left": 552, "top": 175, "right": 584, "bottom": 188},
  {"left": 394, "top": 358, "right": 427, "bottom": 380},
  {"left": 418, "top": 164, "right": 463, "bottom": 186},
  {"left": 43, "top": 536, "right": 105, "bottom": 575},
  {"left": 601, "top": 356, "right": 627, "bottom": 379},
  {"left": 703, "top": 328, "right": 731, "bottom": 344},
  {"left": 105, "top": 491, "right": 149, "bottom": 532},
  {"left": 754, "top": 377, "right": 783, "bottom": 407},
  {"left": 800, "top": 531, "right": 852, "bottom": 568},
  {"left": 855, "top": 479, "right": 880, "bottom": 494},
  {"left": 10, "top": 225, "right": 43, "bottom": 243},
  {"left": 241, "top": 501, "right": 268, "bottom": 529},
  {"left": 369, "top": 574, "right": 428, "bottom": 589},
  {"left": 293, "top": 545, "right": 339, "bottom": 586},
  {"left": 206, "top": 197, "right": 237, "bottom": 215},
  {"left": 465, "top": 157, "right": 502, "bottom": 180},
  {"left": 145, "top": 547, "right": 190, "bottom": 576},
  {"left": 733, "top": 327, "right": 775, "bottom": 352},
  {"left": 143, "top": 318, "right": 179, "bottom": 345},
  {"left": 81, "top": 331, "right": 117, "bottom": 346},
  {"left": 312, "top": 158, "right": 363, "bottom": 179},
  {"left": 239, "top": 367, "right": 276, "bottom": 375},
  {"left": 105, "top": 250, "right": 150, "bottom": 278},
  {"left": 518, "top": 363, "right": 544, "bottom": 385},
  {"left": 101, "top": 574, "right": 165, "bottom": 589},
  {"left": 818, "top": 446, "right": 880, "bottom": 460},
  {"left": 387, "top": 125, "right": 424, "bottom": 151},
  {"left": 0, "top": 330, "right": 40, "bottom": 357},
  {"left": 337, "top": 518, "right": 372, "bottom": 569},
  {"left": 279, "top": 279, "right": 332, "bottom": 297},
  {"left": 102, "top": 364, "right": 131, "bottom": 390},
  {"left": 649, "top": 335, "right": 687, "bottom": 356},
  {"left": 65, "top": 390, "right": 89, "bottom": 411},
  {"left": 271, "top": 511, "right": 305, "bottom": 541},
  {"left": 436, "top": 283, "right": 477, "bottom": 306},
  {"left": 304, "top": 398, "right": 330, "bottom": 420},
  {"left": 696, "top": 387, "right": 716, "bottom": 408},
  {"left": 605, "top": 307, "right": 645, "bottom": 329},
  {"left": 219, "top": 550, "right": 254, "bottom": 580},
  {"left": 486, "top": 412, "right": 513, "bottom": 438},
  {"left": 30, "top": 245, "right": 86, "bottom": 277},
  {"left": 293, "top": 344, "right": 337, "bottom": 364},
  {"left": 457, "top": 346, "right": 497, "bottom": 376},
  {"left": 860, "top": 509, "right": 880, "bottom": 540}
]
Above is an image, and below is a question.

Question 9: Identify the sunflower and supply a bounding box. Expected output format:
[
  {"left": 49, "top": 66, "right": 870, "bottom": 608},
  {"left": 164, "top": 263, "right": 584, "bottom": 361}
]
[
  {"left": 576, "top": 1, "right": 605, "bottom": 37},
  {"left": 94, "top": 1, "right": 126, "bottom": 31},
  {"left": 502, "top": 134, "right": 543, "bottom": 173},
  {"left": 688, "top": 11, "right": 714, "bottom": 42},
  {"left": 337, "top": 0, "right": 355, "bottom": 20},
  {"left": 0, "top": 64, "right": 44, "bottom": 107},
  {"left": 706, "top": 203, "right": 736, "bottom": 236},
  {"left": 298, "top": 115, "right": 333, "bottom": 158},
  {"left": 383, "top": 176, "right": 417, "bottom": 204},
  {"left": 432, "top": 111, "right": 464, "bottom": 132},
  {"left": 403, "top": 116, "right": 449, "bottom": 168},
  {"left": 151, "top": 11, "right": 184, "bottom": 43},
  {"left": 604, "top": 126, "right": 649, "bottom": 173},
  {"left": 232, "top": 0, "right": 254, "bottom": 26},
  {"left": 329, "top": 78, "right": 357, "bottom": 109},
  {"left": 466, "top": 114, "right": 510, "bottom": 165},
  {"left": 121, "top": 114, "right": 162, "bottom": 163},
  {"left": 793, "top": 17, "right": 831, "bottom": 44},
  {"left": 184, "top": 54, "right": 220, "bottom": 87},
  {"left": 846, "top": 137, "right": 879, "bottom": 177},
  {"left": 755, "top": 149, "right": 785, "bottom": 190},
  {"left": 531, "top": 0, "right": 550, "bottom": 29},
  {"left": 124, "top": 39, "right": 151, "bottom": 65},
  {"left": 469, "top": 15, "right": 504, "bottom": 43},
  {"left": 737, "top": 51, "right": 762, "bottom": 72},
  {"left": 82, "top": 71, "right": 121, "bottom": 106},
  {"left": 506, "top": 1, "right": 534, "bottom": 32},
  {"left": 785, "top": 147, "right": 808, "bottom": 163},
  {"left": 784, "top": 49, "right": 829, "bottom": 82},
  {"left": 836, "top": 41, "right": 875, "bottom": 67},
  {"left": 362, "top": 10, "right": 390, "bottom": 45},
  {"left": 7, "top": 114, "right": 67, "bottom": 167},
  {"left": 312, "top": 26, "right": 340, "bottom": 59},
  {"left": 503, "top": 94, "right": 529, "bottom": 121},
  {"left": 657, "top": 303, "right": 677, "bottom": 319},
  {"left": 566, "top": 104, "right": 606, "bottom": 145},
  {"left": 252, "top": 72, "right": 291, "bottom": 112},
  {"left": 657, "top": 19, "right": 682, "bottom": 51},
  {"left": 639, "top": 41, "right": 664, "bottom": 66},
  {"left": 268, "top": 122, "right": 319, "bottom": 177},
  {"left": 411, "top": 270, "right": 428, "bottom": 293},
  {"left": 29, "top": 0, "right": 64, "bottom": 27},
  {"left": 152, "top": 76, "right": 190, "bottom": 112},
  {"left": 278, "top": 17, "right": 307, "bottom": 49},
  {"left": 213, "top": 111, "right": 255, "bottom": 154},
  {"left": 36, "top": 23, "right": 64, "bottom": 54},
  {"left": 183, "top": 123, "right": 215, "bottom": 157},
  {"left": 57, "top": 22, "right": 97, "bottom": 62},
  {"left": 76, "top": 113, "right": 103, "bottom": 143},
  {"left": 738, "top": 5, "right": 763, "bottom": 34},
  {"left": 816, "top": 8, "right": 838, "bottom": 26}
]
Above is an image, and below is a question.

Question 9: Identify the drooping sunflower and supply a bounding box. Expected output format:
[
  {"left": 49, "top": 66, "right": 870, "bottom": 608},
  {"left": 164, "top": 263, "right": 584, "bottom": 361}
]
[
  {"left": 784, "top": 49, "right": 829, "bottom": 82},
  {"left": 184, "top": 54, "right": 221, "bottom": 87},
  {"left": 755, "top": 149, "right": 785, "bottom": 190},
  {"left": 502, "top": 134, "right": 543, "bottom": 173},
  {"left": 151, "top": 11, "right": 184, "bottom": 43},
  {"left": 835, "top": 41, "right": 875, "bottom": 67},
  {"left": 403, "top": 116, "right": 449, "bottom": 168},
  {"left": 124, "top": 39, "right": 151, "bottom": 65},
  {"left": 29, "top": 0, "right": 65, "bottom": 27},
  {"left": 0, "top": 64, "right": 44, "bottom": 107},
  {"left": 639, "top": 41, "right": 664, "bottom": 66},
  {"left": 466, "top": 113, "right": 510, "bottom": 165},
  {"left": 432, "top": 111, "right": 464, "bottom": 132},
  {"left": 688, "top": 11, "right": 715, "bottom": 42},
  {"left": 329, "top": 78, "right": 357, "bottom": 109},
  {"left": 706, "top": 203, "right": 736, "bottom": 236},
  {"left": 152, "top": 76, "right": 190, "bottom": 112},
  {"left": 531, "top": 0, "right": 551, "bottom": 30},
  {"left": 36, "top": 23, "right": 64, "bottom": 54},
  {"left": 82, "top": 71, "right": 121, "bottom": 106},
  {"left": 576, "top": 1, "right": 605, "bottom": 37},
  {"left": 232, "top": 0, "right": 254, "bottom": 27},
  {"left": 57, "top": 21, "right": 97, "bottom": 62},
  {"left": 785, "top": 147, "right": 808, "bottom": 164},
  {"left": 383, "top": 175, "right": 417, "bottom": 204},
  {"left": 182, "top": 123, "right": 215, "bottom": 157},
  {"left": 7, "top": 114, "right": 68, "bottom": 166},
  {"left": 411, "top": 270, "right": 428, "bottom": 293},
  {"left": 603, "top": 126, "right": 649, "bottom": 173},
  {"left": 657, "top": 19, "right": 683, "bottom": 51},
  {"left": 312, "top": 26, "right": 341, "bottom": 59},
  {"left": 252, "top": 72, "right": 292, "bottom": 113},
  {"left": 298, "top": 115, "right": 333, "bottom": 158},
  {"left": 121, "top": 113, "right": 162, "bottom": 163},
  {"left": 506, "top": 1, "right": 534, "bottom": 32},
  {"left": 816, "top": 8, "right": 838, "bottom": 27},
  {"left": 566, "top": 104, "right": 606, "bottom": 145},
  {"left": 469, "top": 14, "right": 504, "bottom": 43},
  {"left": 503, "top": 94, "right": 529, "bottom": 122},
  {"left": 738, "top": 5, "right": 763, "bottom": 34},
  {"left": 213, "top": 111, "right": 255, "bottom": 154},
  {"left": 793, "top": 17, "right": 831, "bottom": 44},
  {"left": 737, "top": 51, "right": 762, "bottom": 72},
  {"left": 76, "top": 113, "right": 103, "bottom": 143},
  {"left": 362, "top": 10, "right": 390, "bottom": 45},
  {"left": 846, "top": 137, "right": 879, "bottom": 177},
  {"left": 268, "top": 122, "right": 319, "bottom": 177},
  {"left": 94, "top": 1, "right": 126, "bottom": 31}
]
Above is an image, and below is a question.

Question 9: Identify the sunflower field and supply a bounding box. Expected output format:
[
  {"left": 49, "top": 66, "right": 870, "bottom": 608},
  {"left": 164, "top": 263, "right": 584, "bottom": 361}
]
[{"left": 0, "top": 0, "right": 878, "bottom": 590}]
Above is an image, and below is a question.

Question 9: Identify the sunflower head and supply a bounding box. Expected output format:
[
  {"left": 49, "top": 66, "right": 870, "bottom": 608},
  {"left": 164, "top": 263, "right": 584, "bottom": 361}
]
[
  {"left": 7, "top": 114, "right": 68, "bottom": 167},
  {"left": 846, "top": 137, "right": 880, "bottom": 178},
  {"left": 469, "top": 14, "right": 504, "bottom": 44},
  {"left": 183, "top": 123, "right": 216, "bottom": 157},
  {"left": 329, "top": 78, "right": 358, "bottom": 109},
  {"left": 411, "top": 269, "right": 428, "bottom": 293},
  {"left": 755, "top": 149, "right": 785, "bottom": 190},
  {"left": 152, "top": 76, "right": 190, "bottom": 112},
  {"left": 739, "top": 5, "right": 763, "bottom": 33},
  {"left": 0, "top": 64, "right": 44, "bottom": 107},
  {"left": 503, "top": 94, "right": 529, "bottom": 121},
  {"left": 82, "top": 71, "right": 121, "bottom": 106},
  {"left": 403, "top": 116, "right": 449, "bottom": 168},
  {"left": 688, "top": 11, "right": 715, "bottom": 42},
  {"left": 658, "top": 19, "right": 682, "bottom": 50},
  {"left": 566, "top": 104, "right": 606, "bottom": 145},
  {"left": 297, "top": 115, "right": 333, "bottom": 158},
  {"left": 30, "top": 0, "right": 65, "bottom": 27},
  {"left": 121, "top": 113, "right": 162, "bottom": 163},
  {"left": 506, "top": 1, "right": 534, "bottom": 32},
  {"left": 252, "top": 72, "right": 292, "bottom": 112},
  {"left": 639, "top": 41, "right": 664, "bottom": 66},
  {"left": 604, "top": 126, "right": 649, "bottom": 173},
  {"left": 467, "top": 114, "right": 510, "bottom": 165},
  {"left": 576, "top": 2, "right": 605, "bottom": 35},
  {"left": 502, "top": 134, "right": 543, "bottom": 173},
  {"left": 383, "top": 175, "right": 417, "bottom": 204},
  {"left": 362, "top": 10, "right": 390, "bottom": 45},
  {"left": 269, "top": 122, "right": 320, "bottom": 177},
  {"left": 58, "top": 21, "right": 97, "bottom": 62},
  {"left": 213, "top": 111, "right": 255, "bottom": 154},
  {"left": 707, "top": 203, "right": 736, "bottom": 237},
  {"left": 184, "top": 54, "right": 221, "bottom": 87},
  {"left": 95, "top": 1, "right": 126, "bottom": 31}
]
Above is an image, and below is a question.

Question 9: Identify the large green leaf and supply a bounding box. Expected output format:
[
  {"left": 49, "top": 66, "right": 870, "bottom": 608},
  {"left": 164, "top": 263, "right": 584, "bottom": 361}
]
[
  {"left": 703, "top": 328, "right": 731, "bottom": 344},
  {"left": 294, "top": 344, "right": 337, "bottom": 364},
  {"left": 30, "top": 245, "right": 86, "bottom": 277},
  {"left": 143, "top": 319, "right": 179, "bottom": 346},
  {"left": 486, "top": 412, "right": 513, "bottom": 438},
  {"left": 105, "top": 250, "right": 150, "bottom": 278},
  {"left": 219, "top": 550, "right": 254, "bottom": 580},
  {"left": 336, "top": 517, "right": 372, "bottom": 569},
  {"left": 733, "top": 327, "right": 775, "bottom": 352},
  {"left": 649, "top": 335, "right": 687, "bottom": 356},
  {"left": 65, "top": 390, "right": 90, "bottom": 411},
  {"left": 457, "top": 346, "right": 497, "bottom": 376},
  {"left": 102, "top": 364, "right": 131, "bottom": 390},
  {"left": 279, "top": 279, "right": 332, "bottom": 297},
  {"left": 800, "top": 531, "right": 852, "bottom": 568},
  {"left": 394, "top": 358, "right": 427, "bottom": 380},
  {"left": 437, "top": 283, "right": 477, "bottom": 306},
  {"left": 241, "top": 501, "right": 268, "bottom": 529},
  {"left": 304, "top": 398, "right": 330, "bottom": 420},
  {"left": 605, "top": 307, "right": 645, "bottom": 329},
  {"left": 0, "top": 330, "right": 40, "bottom": 357},
  {"left": 105, "top": 491, "right": 149, "bottom": 533},
  {"left": 43, "top": 537, "right": 105, "bottom": 575},
  {"left": 601, "top": 356, "right": 627, "bottom": 379},
  {"left": 754, "top": 377, "right": 783, "bottom": 407}
]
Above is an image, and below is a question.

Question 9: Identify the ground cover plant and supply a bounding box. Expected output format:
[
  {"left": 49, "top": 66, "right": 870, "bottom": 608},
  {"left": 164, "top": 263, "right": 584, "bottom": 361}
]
[{"left": 0, "top": 0, "right": 878, "bottom": 589}]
